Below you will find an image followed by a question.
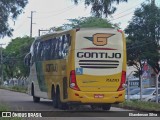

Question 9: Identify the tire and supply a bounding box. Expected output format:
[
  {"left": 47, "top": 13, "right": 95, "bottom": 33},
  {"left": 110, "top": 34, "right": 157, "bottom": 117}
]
[
  {"left": 90, "top": 105, "right": 97, "bottom": 110},
  {"left": 102, "top": 104, "right": 111, "bottom": 111},
  {"left": 32, "top": 85, "right": 40, "bottom": 103},
  {"left": 57, "top": 89, "right": 68, "bottom": 110},
  {"left": 52, "top": 88, "right": 58, "bottom": 108},
  {"left": 33, "top": 96, "right": 40, "bottom": 103}
]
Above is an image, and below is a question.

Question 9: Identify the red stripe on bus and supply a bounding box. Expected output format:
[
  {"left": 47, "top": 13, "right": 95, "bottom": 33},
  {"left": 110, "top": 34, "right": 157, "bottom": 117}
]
[{"left": 82, "top": 47, "right": 117, "bottom": 50}]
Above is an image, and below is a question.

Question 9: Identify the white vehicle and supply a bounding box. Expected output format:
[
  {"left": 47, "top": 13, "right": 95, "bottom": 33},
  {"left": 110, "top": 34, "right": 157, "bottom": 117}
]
[
  {"left": 150, "top": 95, "right": 160, "bottom": 103},
  {"left": 125, "top": 87, "right": 140, "bottom": 99},
  {"left": 129, "top": 88, "right": 160, "bottom": 101}
]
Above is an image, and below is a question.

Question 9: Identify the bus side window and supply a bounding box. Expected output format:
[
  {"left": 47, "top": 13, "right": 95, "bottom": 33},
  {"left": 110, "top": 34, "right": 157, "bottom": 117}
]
[
  {"left": 41, "top": 42, "right": 45, "bottom": 61},
  {"left": 44, "top": 41, "right": 49, "bottom": 60},
  {"left": 51, "top": 38, "right": 56, "bottom": 59},
  {"left": 58, "top": 36, "right": 63, "bottom": 59},
  {"left": 42, "top": 42, "right": 46, "bottom": 61},
  {"left": 61, "top": 35, "right": 65, "bottom": 58},
  {"left": 33, "top": 41, "right": 38, "bottom": 61},
  {"left": 66, "top": 34, "right": 71, "bottom": 46},
  {"left": 37, "top": 42, "right": 43, "bottom": 61},
  {"left": 55, "top": 37, "right": 59, "bottom": 59},
  {"left": 62, "top": 34, "right": 70, "bottom": 58}
]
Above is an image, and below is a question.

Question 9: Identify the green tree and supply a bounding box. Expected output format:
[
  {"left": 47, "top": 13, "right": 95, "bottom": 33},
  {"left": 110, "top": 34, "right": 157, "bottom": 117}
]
[
  {"left": 125, "top": 2, "right": 160, "bottom": 77},
  {"left": 0, "top": 0, "right": 28, "bottom": 38},
  {"left": 72, "top": 0, "right": 128, "bottom": 17},
  {"left": 64, "top": 17, "right": 114, "bottom": 29},
  {"left": 4, "top": 36, "right": 34, "bottom": 80}
]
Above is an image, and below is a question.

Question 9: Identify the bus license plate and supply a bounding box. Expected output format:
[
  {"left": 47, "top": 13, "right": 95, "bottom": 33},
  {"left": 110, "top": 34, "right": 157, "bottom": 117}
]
[{"left": 94, "top": 94, "right": 104, "bottom": 98}]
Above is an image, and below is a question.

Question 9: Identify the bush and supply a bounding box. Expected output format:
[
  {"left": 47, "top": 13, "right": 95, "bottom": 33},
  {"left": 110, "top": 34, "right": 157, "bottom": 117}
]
[
  {"left": 0, "top": 104, "right": 21, "bottom": 120},
  {"left": 0, "top": 85, "right": 27, "bottom": 93},
  {"left": 11, "top": 86, "right": 27, "bottom": 93},
  {"left": 119, "top": 100, "right": 160, "bottom": 112},
  {"left": 0, "top": 104, "right": 9, "bottom": 111}
]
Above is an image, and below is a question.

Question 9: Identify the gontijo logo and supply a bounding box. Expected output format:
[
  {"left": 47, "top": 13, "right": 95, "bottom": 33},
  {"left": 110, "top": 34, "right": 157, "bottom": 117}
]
[{"left": 84, "top": 33, "right": 115, "bottom": 46}]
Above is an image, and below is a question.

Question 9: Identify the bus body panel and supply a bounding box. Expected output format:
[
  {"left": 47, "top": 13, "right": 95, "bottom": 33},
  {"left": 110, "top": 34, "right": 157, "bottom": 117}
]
[
  {"left": 74, "top": 28, "right": 125, "bottom": 93},
  {"left": 42, "top": 59, "right": 68, "bottom": 99},
  {"left": 68, "top": 89, "right": 125, "bottom": 103},
  {"left": 28, "top": 63, "right": 48, "bottom": 98}
]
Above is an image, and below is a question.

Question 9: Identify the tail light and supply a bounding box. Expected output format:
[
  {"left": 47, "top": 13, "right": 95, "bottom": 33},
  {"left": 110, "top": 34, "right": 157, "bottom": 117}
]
[
  {"left": 117, "top": 71, "right": 126, "bottom": 91},
  {"left": 76, "top": 28, "right": 80, "bottom": 32},
  {"left": 69, "top": 70, "right": 80, "bottom": 91},
  {"left": 117, "top": 29, "right": 123, "bottom": 33}
]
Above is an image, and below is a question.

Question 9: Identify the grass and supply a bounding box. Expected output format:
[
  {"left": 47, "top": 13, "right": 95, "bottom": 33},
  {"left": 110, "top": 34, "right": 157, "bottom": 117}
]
[
  {"left": 11, "top": 86, "right": 27, "bottom": 93},
  {"left": 0, "top": 103, "right": 21, "bottom": 120},
  {"left": 119, "top": 100, "right": 160, "bottom": 112},
  {"left": 0, "top": 85, "right": 27, "bottom": 93},
  {"left": 0, "top": 104, "right": 9, "bottom": 111}
]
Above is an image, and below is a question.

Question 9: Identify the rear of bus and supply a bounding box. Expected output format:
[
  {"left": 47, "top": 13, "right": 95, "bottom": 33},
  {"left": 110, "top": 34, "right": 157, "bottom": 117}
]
[{"left": 68, "top": 28, "right": 126, "bottom": 106}]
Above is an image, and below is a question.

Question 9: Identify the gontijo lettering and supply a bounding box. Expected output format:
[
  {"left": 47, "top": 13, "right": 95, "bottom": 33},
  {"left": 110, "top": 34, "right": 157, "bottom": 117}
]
[{"left": 77, "top": 52, "right": 121, "bottom": 58}]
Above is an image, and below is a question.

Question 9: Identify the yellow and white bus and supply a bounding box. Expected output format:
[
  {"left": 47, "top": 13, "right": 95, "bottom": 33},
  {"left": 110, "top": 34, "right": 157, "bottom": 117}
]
[{"left": 25, "top": 28, "right": 126, "bottom": 110}]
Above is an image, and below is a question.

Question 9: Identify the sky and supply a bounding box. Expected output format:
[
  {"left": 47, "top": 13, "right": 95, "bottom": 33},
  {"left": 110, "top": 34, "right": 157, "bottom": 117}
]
[{"left": 1, "top": 0, "right": 160, "bottom": 47}]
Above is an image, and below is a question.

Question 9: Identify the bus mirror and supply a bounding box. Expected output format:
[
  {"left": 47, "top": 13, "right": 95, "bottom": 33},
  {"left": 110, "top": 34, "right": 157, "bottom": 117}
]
[
  {"left": 24, "top": 53, "right": 31, "bottom": 66},
  {"left": 24, "top": 57, "right": 30, "bottom": 66}
]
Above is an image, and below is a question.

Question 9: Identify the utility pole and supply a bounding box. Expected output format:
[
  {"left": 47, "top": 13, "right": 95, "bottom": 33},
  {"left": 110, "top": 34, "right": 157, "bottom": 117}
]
[
  {"left": 0, "top": 43, "right": 6, "bottom": 86},
  {"left": 29, "top": 11, "right": 36, "bottom": 37}
]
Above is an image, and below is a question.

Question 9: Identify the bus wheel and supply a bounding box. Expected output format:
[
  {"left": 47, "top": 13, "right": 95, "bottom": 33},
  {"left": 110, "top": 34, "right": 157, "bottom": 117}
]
[
  {"left": 102, "top": 104, "right": 111, "bottom": 111},
  {"left": 33, "top": 96, "right": 40, "bottom": 103},
  {"left": 90, "top": 105, "right": 97, "bottom": 110},
  {"left": 57, "top": 90, "right": 68, "bottom": 110},
  {"left": 52, "top": 89, "right": 58, "bottom": 108},
  {"left": 32, "top": 85, "right": 40, "bottom": 103}
]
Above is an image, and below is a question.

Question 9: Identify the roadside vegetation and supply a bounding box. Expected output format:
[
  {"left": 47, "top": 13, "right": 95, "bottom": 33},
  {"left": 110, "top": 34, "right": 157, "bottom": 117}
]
[
  {"left": 126, "top": 2, "right": 160, "bottom": 77},
  {"left": 0, "top": 86, "right": 27, "bottom": 93},
  {"left": 0, "top": 103, "right": 21, "bottom": 120},
  {"left": 119, "top": 100, "right": 160, "bottom": 112},
  {"left": 0, "top": 103, "right": 9, "bottom": 111}
]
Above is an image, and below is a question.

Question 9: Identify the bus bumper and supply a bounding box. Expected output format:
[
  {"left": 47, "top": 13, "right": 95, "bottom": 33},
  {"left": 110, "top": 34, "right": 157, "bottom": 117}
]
[{"left": 68, "top": 90, "right": 125, "bottom": 104}]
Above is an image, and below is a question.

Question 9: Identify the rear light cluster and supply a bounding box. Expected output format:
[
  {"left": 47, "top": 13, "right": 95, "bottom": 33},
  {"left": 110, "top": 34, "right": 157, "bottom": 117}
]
[
  {"left": 117, "top": 71, "right": 126, "bottom": 91},
  {"left": 70, "top": 70, "right": 80, "bottom": 91},
  {"left": 117, "top": 29, "right": 123, "bottom": 33}
]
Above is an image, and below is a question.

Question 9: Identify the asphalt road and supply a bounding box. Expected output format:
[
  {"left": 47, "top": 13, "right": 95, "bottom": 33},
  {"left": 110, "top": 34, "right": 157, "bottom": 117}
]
[
  {"left": 0, "top": 89, "right": 159, "bottom": 120},
  {"left": 0, "top": 89, "right": 131, "bottom": 111}
]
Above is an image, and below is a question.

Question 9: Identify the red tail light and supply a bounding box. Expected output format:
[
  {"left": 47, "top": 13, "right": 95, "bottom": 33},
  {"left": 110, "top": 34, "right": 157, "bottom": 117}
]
[
  {"left": 117, "top": 29, "right": 123, "bottom": 33},
  {"left": 70, "top": 70, "right": 80, "bottom": 91},
  {"left": 76, "top": 28, "right": 80, "bottom": 32},
  {"left": 117, "top": 71, "right": 126, "bottom": 91}
]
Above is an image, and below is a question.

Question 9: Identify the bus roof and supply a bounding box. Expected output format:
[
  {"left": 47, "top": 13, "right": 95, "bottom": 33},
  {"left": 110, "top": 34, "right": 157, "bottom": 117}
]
[
  {"left": 36, "top": 29, "right": 73, "bottom": 40},
  {"left": 35, "top": 28, "right": 120, "bottom": 41}
]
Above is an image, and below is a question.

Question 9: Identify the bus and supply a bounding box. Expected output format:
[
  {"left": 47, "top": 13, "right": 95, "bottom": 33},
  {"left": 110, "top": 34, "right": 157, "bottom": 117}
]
[{"left": 25, "top": 28, "right": 127, "bottom": 110}]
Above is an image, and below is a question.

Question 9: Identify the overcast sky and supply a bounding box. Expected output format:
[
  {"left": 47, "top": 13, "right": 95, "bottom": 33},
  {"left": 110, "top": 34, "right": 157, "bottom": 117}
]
[{"left": 1, "top": 0, "right": 159, "bottom": 47}]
